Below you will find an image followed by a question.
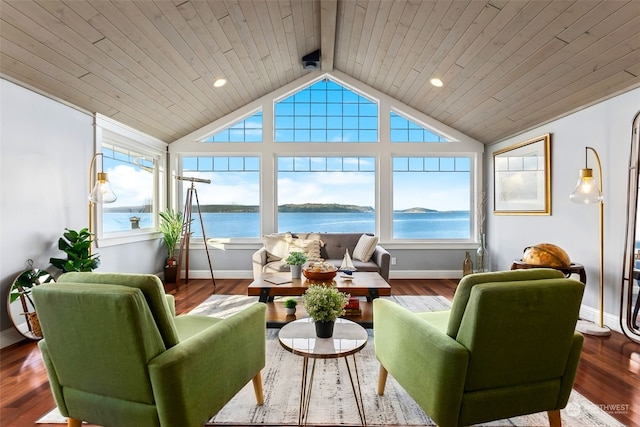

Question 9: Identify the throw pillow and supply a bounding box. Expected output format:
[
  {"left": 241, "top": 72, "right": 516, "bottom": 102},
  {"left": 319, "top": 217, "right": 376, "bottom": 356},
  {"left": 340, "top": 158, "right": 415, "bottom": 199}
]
[
  {"left": 288, "top": 238, "right": 322, "bottom": 261},
  {"left": 262, "top": 233, "right": 293, "bottom": 262},
  {"left": 353, "top": 234, "right": 378, "bottom": 262}
]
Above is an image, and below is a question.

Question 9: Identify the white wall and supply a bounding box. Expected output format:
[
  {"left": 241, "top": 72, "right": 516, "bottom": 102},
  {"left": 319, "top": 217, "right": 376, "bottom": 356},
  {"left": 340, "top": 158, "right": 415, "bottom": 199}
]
[
  {"left": 486, "top": 87, "right": 640, "bottom": 332},
  {"left": 0, "top": 80, "right": 165, "bottom": 347}
]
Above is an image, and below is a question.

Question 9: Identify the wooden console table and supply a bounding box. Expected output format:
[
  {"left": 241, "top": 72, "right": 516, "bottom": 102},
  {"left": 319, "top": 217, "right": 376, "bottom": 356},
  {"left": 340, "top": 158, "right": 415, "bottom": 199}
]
[{"left": 511, "top": 259, "right": 586, "bottom": 284}]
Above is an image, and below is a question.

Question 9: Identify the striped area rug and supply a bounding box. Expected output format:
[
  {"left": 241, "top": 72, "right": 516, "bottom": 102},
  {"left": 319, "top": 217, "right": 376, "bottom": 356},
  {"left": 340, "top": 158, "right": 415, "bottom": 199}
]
[{"left": 207, "top": 296, "right": 621, "bottom": 427}]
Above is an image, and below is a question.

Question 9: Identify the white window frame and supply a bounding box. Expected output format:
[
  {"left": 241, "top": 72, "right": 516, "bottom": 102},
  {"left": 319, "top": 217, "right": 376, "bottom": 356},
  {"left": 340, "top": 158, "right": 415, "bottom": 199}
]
[
  {"left": 169, "top": 71, "right": 485, "bottom": 250},
  {"left": 94, "top": 114, "right": 167, "bottom": 247}
]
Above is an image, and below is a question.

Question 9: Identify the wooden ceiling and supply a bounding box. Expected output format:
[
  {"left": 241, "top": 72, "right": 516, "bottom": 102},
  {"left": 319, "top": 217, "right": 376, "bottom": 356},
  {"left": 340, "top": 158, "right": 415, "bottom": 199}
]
[{"left": 2, "top": 0, "right": 640, "bottom": 144}]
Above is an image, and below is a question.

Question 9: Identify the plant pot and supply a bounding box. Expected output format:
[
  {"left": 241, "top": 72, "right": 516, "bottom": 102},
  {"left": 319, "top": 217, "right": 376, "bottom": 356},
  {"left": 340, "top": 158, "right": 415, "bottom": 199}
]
[
  {"left": 285, "top": 307, "right": 296, "bottom": 315},
  {"left": 164, "top": 265, "right": 178, "bottom": 283},
  {"left": 290, "top": 264, "right": 302, "bottom": 279},
  {"left": 315, "top": 320, "right": 335, "bottom": 338}
]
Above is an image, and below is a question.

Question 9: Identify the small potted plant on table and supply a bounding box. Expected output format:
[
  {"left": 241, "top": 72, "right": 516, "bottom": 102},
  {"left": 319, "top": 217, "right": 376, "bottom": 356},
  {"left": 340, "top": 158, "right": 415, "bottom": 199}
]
[
  {"left": 285, "top": 251, "right": 308, "bottom": 279},
  {"left": 284, "top": 298, "right": 298, "bottom": 315},
  {"left": 302, "top": 283, "right": 350, "bottom": 338}
]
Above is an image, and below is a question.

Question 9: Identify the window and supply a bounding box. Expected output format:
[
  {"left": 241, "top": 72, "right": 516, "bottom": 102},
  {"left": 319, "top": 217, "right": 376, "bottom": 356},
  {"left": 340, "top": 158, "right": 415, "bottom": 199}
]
[
  {"left": 182, "top": 156, "right": 260, "bottom": 238},
  {"left": 201, "top": 111, "right": 262, "bottom": 142},
  {"left": 101, "top": 143, "right": 158, "bottom": 234},
  {"left": 390, "top": 111, "right": 449, "bottom": 142},
  {"left": 274, "top": 79, "right": 378, "bottom": 142},
  {"left": 177, "top": 74, "right": 482, "bottom": 245},
  {"left": 277, "top": 156, "right": 375, "bottom": 232},
  {"left": 393, "top": 157, "right": 471, "bottom": 239}
]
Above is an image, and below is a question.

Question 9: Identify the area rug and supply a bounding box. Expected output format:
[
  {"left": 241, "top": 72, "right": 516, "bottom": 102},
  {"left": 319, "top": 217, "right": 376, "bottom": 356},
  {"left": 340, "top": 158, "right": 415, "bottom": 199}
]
[{"left": 37, "top": 295, "right": 624, "bottom": 426}]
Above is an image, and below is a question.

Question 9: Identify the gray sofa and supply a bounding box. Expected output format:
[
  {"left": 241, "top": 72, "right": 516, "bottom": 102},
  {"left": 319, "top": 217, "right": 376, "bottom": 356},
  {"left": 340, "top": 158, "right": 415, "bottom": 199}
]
[{"left": 252, "top": 232, "right": 390, "bottom": 282}]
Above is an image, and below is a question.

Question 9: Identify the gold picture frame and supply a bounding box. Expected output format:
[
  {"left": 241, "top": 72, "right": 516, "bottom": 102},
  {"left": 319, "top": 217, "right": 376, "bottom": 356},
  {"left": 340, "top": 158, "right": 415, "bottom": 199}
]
[{"left": 493, "top": 134, "right": 551, "bottom": 215}]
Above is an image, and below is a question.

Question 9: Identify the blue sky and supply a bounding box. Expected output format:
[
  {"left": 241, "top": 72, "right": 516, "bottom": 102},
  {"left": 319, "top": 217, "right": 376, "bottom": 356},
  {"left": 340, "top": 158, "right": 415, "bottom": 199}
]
[{"left": 104, "top": 80, "right": 470, "bottom": 212}]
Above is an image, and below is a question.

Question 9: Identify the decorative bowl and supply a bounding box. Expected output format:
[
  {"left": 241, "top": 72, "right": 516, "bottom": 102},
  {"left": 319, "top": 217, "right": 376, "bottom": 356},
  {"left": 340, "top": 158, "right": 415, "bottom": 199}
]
[{"left": 303, "top": 268, "right": 337, "bottom": 283}]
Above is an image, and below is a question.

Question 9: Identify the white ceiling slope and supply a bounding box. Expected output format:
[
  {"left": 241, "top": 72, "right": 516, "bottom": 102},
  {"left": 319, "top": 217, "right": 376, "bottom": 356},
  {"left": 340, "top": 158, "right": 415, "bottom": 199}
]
[{"left": 1, "top": 0, "right": 639, "bottom": 144}]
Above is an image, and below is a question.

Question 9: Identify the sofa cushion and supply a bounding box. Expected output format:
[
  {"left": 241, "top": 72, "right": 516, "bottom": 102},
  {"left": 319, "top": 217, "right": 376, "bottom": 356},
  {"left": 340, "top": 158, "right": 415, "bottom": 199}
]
[
  {"left": 353, "top": 234, "right": 378, "bottom": 262},
  {"left": 288, "top": 238, "right": 322, "bottom": 260},
  {"left": 262, "top": 233, "right": 293, "bottom": 262},
  {"left": 319, "top": 233, "right": 362, "bottom": 259}
]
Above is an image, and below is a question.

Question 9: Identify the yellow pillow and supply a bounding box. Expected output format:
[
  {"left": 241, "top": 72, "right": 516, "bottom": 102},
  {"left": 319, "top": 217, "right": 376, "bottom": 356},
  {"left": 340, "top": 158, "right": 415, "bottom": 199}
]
[{"left": 289, "top": 238, "right": 322, "bottom": 261}]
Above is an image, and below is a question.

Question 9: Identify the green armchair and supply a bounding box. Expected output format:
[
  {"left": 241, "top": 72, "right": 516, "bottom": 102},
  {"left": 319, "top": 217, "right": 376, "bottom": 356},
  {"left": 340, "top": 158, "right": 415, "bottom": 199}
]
[
  {"left": 33, "top": 272, "right": 266, "bottom": 427},
  {"left": 374, "top": 269, "right": 584, "bottom": 427}
]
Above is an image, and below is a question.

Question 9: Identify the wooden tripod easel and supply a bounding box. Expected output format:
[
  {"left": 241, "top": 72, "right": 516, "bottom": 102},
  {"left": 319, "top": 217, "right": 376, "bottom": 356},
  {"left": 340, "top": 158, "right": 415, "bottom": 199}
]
[{"left": 176, "top": 179, "right": 216, "bottom": 291}]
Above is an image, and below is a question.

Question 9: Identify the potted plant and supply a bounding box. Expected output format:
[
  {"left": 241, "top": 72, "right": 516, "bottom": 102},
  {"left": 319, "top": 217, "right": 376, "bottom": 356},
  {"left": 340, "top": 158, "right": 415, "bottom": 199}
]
[
  {"left": 284, "top": 298, "right": 298, "bottom": 315},
  {"left": 285, "top": 251, "right": 308, "bottom": 279},
  {"left": 159, "top": 209, "right": 184, "bottom": 283},
  {"left": 49, "top": 228, "right": 99, "bottom": 273},
  {"left": 302, "top": 283, "right": 350, "bottom": 338}
]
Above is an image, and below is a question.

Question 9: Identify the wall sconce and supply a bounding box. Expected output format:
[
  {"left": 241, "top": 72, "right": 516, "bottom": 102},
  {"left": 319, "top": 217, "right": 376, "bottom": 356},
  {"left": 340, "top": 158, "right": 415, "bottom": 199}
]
[
  {"left": 569, "top": 146, "right": 610, "bottom": 336},
  {"left": 88, "top": 153, "right": 116, "bottom": 252}
]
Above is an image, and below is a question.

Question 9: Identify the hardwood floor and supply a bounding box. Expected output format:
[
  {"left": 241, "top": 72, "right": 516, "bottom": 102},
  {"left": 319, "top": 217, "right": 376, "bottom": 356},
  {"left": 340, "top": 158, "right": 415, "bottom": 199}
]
[{"left": 2, "top": 278, "right": 639, "bottom": 427}]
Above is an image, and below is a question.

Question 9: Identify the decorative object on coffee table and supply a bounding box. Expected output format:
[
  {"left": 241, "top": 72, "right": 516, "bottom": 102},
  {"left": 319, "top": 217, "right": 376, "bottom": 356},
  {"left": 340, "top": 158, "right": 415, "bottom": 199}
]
[
  {"left": 302, "top": 283, "right": 349, "bottom": 338},
  {"left": 285, "top": 251, "right": 307, "bottom": 279},
  {"left": 284, "top": 298, "right": 298, "bottom": 315},
  {"left": 303, "top": 260, "right": 338, "bottom": 283}
]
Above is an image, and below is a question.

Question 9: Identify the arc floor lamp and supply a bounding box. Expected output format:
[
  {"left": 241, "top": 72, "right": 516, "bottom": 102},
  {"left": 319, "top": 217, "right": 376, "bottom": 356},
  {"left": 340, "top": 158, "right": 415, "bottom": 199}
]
[{"left": 569, "top": 146, "right": 611, "bottom": 336}]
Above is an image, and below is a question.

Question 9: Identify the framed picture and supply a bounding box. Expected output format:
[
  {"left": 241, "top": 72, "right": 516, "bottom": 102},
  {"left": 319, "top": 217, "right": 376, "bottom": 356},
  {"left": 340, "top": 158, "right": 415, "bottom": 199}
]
[{"left": 493, "top": 134, "right": 551, "bottom": 215}]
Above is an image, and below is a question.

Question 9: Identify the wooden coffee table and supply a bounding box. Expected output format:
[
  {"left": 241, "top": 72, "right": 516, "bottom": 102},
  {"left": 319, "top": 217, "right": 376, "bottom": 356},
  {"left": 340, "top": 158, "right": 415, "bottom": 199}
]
[{"left": 248, "top": 272, "right": 391, "bottom": 328}]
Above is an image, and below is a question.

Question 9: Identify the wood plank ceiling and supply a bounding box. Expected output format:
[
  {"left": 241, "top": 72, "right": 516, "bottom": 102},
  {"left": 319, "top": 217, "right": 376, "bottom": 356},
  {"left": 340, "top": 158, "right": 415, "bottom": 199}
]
[{"left": 1, "top": 0, "right": 640, "bottom": 144}]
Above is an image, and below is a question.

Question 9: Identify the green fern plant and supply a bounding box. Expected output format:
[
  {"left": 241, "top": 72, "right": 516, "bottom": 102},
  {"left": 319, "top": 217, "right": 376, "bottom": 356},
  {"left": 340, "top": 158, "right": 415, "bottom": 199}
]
[{"left": 159, "top": 209, "right": 184, "bottom": 263}]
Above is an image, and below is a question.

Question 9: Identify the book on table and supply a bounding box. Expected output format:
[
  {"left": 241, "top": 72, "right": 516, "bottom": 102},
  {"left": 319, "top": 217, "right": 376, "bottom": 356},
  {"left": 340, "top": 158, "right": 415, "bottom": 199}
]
[
  {"left": 344, "top": 297, "right": 361, "bottom": 315},
  {"left": 263, "top": 275, "right": 292, "bottom": 285}
]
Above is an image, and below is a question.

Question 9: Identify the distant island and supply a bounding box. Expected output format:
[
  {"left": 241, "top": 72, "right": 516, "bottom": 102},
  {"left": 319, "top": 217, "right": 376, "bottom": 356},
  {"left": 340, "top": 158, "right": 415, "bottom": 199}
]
[
  {"left": 105, "top": 203, "right": 451, "bottom": 213},
  {"left": 397, "top": 207, "right": 438, "bottom": 213},
  {"left": 279, "top": 203, "right": 373, "bottom": 213}
]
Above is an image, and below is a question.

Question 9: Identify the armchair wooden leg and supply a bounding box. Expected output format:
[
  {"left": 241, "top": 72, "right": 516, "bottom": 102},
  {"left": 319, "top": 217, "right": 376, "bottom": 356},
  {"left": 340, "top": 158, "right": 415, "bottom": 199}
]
[
  {"left": 67, "top": 418, "right": 82, "bottom": 427},
  {"left": 547, "top": 410, "right": 562, "bottom": 427},
  {"left": 377, "top": 364, "right": 388, "bottom": 395},
  {"left": 252, "top": 371, "right": 264, "bottom": 406}
]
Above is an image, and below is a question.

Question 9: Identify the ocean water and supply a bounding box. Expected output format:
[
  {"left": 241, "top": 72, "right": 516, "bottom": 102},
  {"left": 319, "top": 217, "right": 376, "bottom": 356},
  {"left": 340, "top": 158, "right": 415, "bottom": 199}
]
[{"left": 104, "top": 211, "right": 470, "bottom": 239}]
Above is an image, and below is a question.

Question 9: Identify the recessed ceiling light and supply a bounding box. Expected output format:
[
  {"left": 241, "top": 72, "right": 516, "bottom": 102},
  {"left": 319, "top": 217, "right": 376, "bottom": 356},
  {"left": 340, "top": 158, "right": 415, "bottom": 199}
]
[
  {"left": 213, "top": 78, "right": 227, "bottom": 88},
  {"left": 430, "top": 78, "right": 443, "bottom": 87}
]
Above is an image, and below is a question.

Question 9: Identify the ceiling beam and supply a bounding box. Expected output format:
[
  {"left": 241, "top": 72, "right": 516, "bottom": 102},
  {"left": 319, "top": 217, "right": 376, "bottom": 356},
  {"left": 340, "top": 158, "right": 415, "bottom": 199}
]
[{"left": 320, "top": 0, "right": 337, "bottom": 71}]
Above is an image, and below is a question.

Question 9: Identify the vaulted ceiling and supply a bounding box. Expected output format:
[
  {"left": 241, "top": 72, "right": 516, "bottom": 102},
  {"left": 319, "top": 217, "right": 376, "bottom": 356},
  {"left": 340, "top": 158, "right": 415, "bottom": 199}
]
[{"left": 2, "top": 0, "right": 640, "bottom": 144}]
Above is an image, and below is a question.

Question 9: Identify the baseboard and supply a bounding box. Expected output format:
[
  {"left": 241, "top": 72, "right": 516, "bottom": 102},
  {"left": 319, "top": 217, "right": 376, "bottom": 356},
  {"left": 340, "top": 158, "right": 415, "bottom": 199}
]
[
  {"left": 389, "top": 270, "right": 462, "bottom": 279},
  {"left": 1, "top": 327, "right": 27, "bottom": 349},
  {"left": 181, "top": 269, "right": 462, "bottom": 280},
  {"left": 579, "top": 304, "right": 621, "bottom": 334},
  {"left": 179, "top": 270, "right": 255, "bottom": 279}
]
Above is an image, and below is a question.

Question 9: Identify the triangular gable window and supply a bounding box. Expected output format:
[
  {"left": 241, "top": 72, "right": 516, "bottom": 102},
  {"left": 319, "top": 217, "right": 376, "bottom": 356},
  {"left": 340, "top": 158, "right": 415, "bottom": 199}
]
[
  {"left": 201, "top": 111, "right": 262, "bottom": 142},
  {"left": 390, "top": 111, "right": 449, "bottom": 143},
  {"left": 274, "top": 79, "right": 378, "bottom": 142}
]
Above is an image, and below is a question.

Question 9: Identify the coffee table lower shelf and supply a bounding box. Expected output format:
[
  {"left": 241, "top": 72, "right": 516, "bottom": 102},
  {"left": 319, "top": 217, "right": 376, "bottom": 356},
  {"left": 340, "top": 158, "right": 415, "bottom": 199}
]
[{"left": 265, "top": 300, "right": 374, "bottom": 329}]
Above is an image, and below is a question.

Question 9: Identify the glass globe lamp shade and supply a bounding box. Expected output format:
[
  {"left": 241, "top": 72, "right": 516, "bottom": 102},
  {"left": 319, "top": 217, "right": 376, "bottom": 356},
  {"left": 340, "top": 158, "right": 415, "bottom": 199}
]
[
  {"left": 89, "top": 172, "right": 117, "bottom": 203},
  {"left": 569, "top": 168, "right": 603, "bottom": 204}
]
